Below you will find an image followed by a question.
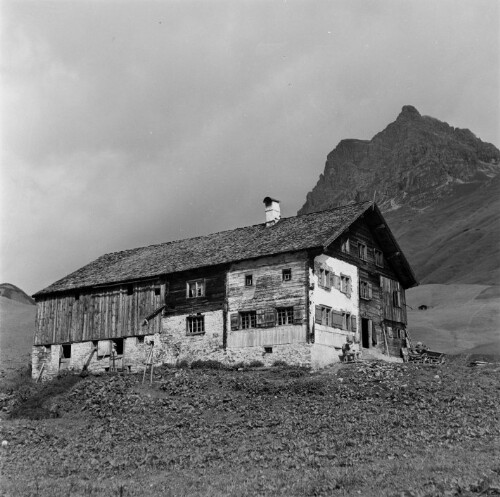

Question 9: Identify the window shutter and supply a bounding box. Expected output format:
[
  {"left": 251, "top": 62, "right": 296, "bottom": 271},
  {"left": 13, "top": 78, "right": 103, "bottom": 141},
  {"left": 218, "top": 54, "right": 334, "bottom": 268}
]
[
  {"left": 315, "top": 305, "right": 322, "bottom": 324},
  {"left": 371, "top": 321, "right": 377, "bottom": 345},
  {"left": 331, "top": 310, "right": 344, "bottom": 328},
  {"left": 333, "top": 274, "right": 340, "bottom": 290},
  {"left": 351, "top": 315, "right": 357, "bottom": 332},
  {"left": 368, "top": 282, "right": 373, "bottom": 299},
  {"left": 346, "top": 278, "right": 352, "bottom": 298},
  {"left": 293, "top": 305, "right": 305, "bottom": 324},
  {"left": 264, "top": 309, "right": 276, "bottom": 327},
  {"left": 230, "top": 313, "right": 240, "bottom": 331},
  {"left": 256, "top": 309, "right": 266, "bottom": 327},
  {"left": 314, "top": 261, "right": 321, "bottom": 276}
]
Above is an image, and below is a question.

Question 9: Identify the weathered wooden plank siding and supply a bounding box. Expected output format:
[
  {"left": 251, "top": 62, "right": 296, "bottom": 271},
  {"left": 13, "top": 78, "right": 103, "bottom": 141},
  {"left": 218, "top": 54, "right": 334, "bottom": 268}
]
[
  {"left": 380, "top": 276, "right": 407, "bottom": 324},
  {"left": 227, "top": 252, "right": 308, "bottom": 348},
  {"left": 164, "top": 266, "right": 226, "bottom": 316},
  {"left": 34, "top": 280, "right": 164, "bottom": 345}
]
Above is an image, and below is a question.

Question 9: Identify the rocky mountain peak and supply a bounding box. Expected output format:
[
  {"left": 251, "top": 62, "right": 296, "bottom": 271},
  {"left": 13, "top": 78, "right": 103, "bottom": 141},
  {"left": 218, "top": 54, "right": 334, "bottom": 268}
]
[
  {"left": 397, "top": 105, "right": 421, "bottom": 120},
  {"left": 299, "top": 107, "right": 500, "bottom": 215}
]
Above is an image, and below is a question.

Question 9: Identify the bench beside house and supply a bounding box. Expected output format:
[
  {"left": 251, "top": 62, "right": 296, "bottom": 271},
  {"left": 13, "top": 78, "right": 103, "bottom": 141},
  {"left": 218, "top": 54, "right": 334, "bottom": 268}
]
[{"left": 31, "top": 199, "right": 417, "bottom": 378}]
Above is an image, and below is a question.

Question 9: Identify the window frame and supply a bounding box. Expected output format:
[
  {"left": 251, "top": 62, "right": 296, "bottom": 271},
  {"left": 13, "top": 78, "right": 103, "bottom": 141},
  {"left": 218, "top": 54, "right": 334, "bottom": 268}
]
[
  {"left": 340, "top": 275, "right": 351, "bottom": 294},
  {"left": 392, "top": 290, "right": 401, "bottom": 308},
  {"left": 240, "top": 311, "right": 257, "bottom": 329},
  {"left": 374, "top": 249, "right": 384, "bottom": 268},
  {"left": 341, "top": 238, "right": 350, "bottom": 254},
  {"left": 282, "top": 268, "right": 292, "bottom": 281},
  {"left": 342, "top": 312, "right": 352, "bottom": 331},
  {"left": 358, "top": 242, "right": 368, "bottom": 261},
  {"left": 186, "top": 315, "right": 205, "bottom": 335},
  {"left": 276, "top": 307, "right": 294, "bottom": 326},
  {"left": 359, "top": 280, "right": 372, "bottom": 300},
  {"left": 245, "top": 274, "right": 253, "bottom": 287},
  {"left": 186, "top": 279, "right": 205, "bottom": 298}
]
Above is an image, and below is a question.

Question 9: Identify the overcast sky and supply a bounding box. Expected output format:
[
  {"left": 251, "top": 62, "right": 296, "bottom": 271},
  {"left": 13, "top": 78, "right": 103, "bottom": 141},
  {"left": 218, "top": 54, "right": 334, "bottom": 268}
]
[{"left": 1, "top": 0, "right": 498, "bottom": 295}]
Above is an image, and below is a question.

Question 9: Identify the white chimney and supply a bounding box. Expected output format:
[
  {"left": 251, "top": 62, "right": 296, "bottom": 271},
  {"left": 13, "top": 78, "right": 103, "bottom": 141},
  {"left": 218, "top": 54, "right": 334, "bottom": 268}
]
[{"left": 263, "top": 197, "right": 281, "bottom": 227}]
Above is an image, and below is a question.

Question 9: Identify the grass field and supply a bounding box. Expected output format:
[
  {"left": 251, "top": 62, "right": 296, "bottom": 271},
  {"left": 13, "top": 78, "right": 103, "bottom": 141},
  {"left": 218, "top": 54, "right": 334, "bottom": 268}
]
[
  {"left": 1, "top": 359, "right": 499, "bottom": 496},
  {"left": 406, "top": 284, "right": 500, "bottom": 356}
]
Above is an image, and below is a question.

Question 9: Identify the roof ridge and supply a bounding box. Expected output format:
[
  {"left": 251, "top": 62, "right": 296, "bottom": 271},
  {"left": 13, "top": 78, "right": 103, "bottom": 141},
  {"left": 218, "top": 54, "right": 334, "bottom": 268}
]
[{"left": 100, "top": 201, "right": 372, "bottom": 258}]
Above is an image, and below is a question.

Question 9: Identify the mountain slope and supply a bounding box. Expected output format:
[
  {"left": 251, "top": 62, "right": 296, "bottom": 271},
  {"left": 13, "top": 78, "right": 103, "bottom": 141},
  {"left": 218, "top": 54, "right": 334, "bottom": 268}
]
[
  {"left": 299, "top": 106, "right": 500, "bottom": 285},
  {"left": 0, "top": 283, "right": 35, "bottom": 306}
]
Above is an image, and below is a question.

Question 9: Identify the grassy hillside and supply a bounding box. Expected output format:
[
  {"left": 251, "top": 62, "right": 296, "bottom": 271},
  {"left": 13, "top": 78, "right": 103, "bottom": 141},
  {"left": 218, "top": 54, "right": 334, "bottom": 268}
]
[
  {"left": 1, "top": 361, "right": 499, "bottom": 496},
  {"left": 385, "top": 175, "right": 500, "bottom": 285},
  {"left": 406, "top": 284, "right": 500, "bottom": 355},
  {"left": 0, "top": 296, "right": 35, "bottom": 372}
]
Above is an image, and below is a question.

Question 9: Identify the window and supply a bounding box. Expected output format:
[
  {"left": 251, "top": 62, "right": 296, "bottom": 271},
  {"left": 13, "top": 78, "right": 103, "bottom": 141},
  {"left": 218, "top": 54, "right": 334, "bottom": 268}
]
[
  {"left": 187, "top": 279, "right": 205, "bottom": 298},
  {"left": 240, "top": 311, "right": 257, "bottom": 329},
  {"left": 62, "top": 344, "right": 71, "bottom": 359},
  {"left": 375, "top": 249, "right": 383, "bottom": 267},
  {"left": 360, "top": 280, "right": 372, "bottom": 300},
  {"left": 137, "top": 336, "right": 145, "bottom": 344},
  {"left": 319, "top": 268, "right": 330, "bottom": 288},
  {"left": 340, "top": 275, "right": 351, "bottom": 295},
  {"left": 245, "top": 274, "right": 253, "bottom": 286},
  {"left": 127, "top": 285, "right": 134, "bottom": 296},
  {"left": 393, "top": 290, "right": 401, "bottom": 308},
  {"left": 342, "top": 312, "right": 351, "bottom": 331},
  {"left": 277, "top": 307, "right": 294, "bottom": 325},
  {"left": 112, "top": 338, "right": 124, "bottom": 355},
  {"left": 264, "top": 346, "right": 273, "bottom": 354},
  {"left": 341, "top": 238, "right": 350, "bottom": 254},
  {"left": 282, "top": 268, "right": 292, "bottom": 281},
  {"left": 154, "top": 286, "right": 161, "bottom": 296},
  {"left": 358, "top": 242, "right": 367, "bottom": 261},
  {"left": 315, "top": 305, "right": 331, "bottom": 326},
  {"left": 187, "top": 315, "right": 205, "bottom": 335}
]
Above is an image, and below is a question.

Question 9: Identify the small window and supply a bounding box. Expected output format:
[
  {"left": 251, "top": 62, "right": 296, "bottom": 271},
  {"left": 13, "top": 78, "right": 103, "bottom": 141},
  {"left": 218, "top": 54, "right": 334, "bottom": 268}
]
[
  {"left": 154, "top": 287, "right": 161, "bottom": 296},
  {"left": 393, "top": 290, "right": 401, "bottom": 308},
  {"left": 187, "top": 315, "right": 205, "bottom": 335},
  {"left": 315, "top": 305, "right": 332, "bottom": 326},
  {"left": 358, "top": 242, "right": 367, "bottom": 261},
  {"left": 277, "top": 307, "right": 294, "bottom": 325},
  {"left": 187, "top": 279, "right": 205, "bottom": 298},
  {"left": 62, "top": 344, "right": 71, "bottom": 359},
  {"left": 340, "top": 275, "right": 351, "bottom": 294},
  {"left": 375, "top": 249, "right": 383, "bottom": 267},
  {"left": 245, "top": 274, "right": 253, "bottom": 286},
  {"left": 282, "top": 268, "right": 292, "bottom": 281},
  {"left": 127, "top": 285, "right": 134, "bottom": 296},
  {"left": 319, "top": 268, "right": 330, "bottom": 288},
  {"left": 341, "top": 238, "right": 350, "bottom": 254},
  {"left": 112, "top": 338, "right": 124, "bottom": 355},
  {"left": 240, "top": 311, "right": 257, "bottom": 329},
  {"left": 137, "top": 336, "right": 145, "bottom": 344},
  {"left": 264, "top": 346, "right": 273, "bottom": 354},
  {"left": 360, "top": 280, "right": 372, "bottom": 300},
  {"left": 342, "top": 312, "right": 351, "bottom": 331},
  {"left": 44, "top": 345, "right": 51, "bottom": 354}
]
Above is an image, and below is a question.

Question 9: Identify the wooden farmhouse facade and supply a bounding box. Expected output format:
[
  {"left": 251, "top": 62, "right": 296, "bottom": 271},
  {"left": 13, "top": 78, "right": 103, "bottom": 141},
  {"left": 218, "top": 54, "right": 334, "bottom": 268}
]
[{"left": 31, "top": 199, "right": 417, "bottom": 379}]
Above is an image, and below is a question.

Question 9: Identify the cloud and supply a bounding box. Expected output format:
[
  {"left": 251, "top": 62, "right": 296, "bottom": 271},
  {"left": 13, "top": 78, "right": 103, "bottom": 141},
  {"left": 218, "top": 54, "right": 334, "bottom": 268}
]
[{"left": 1, "top": 0, "right": 498, "bottom": 294}]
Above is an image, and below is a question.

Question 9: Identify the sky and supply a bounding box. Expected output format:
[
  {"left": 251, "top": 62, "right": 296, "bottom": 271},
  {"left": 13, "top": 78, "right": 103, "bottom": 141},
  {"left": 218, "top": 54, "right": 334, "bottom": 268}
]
[{"left": 1, "top": 0, "right": 499, "bottom": 296}]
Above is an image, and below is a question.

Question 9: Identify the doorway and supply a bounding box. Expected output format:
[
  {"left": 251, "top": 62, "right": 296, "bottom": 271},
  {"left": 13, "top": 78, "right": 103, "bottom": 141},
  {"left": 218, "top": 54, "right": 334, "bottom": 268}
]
[{"left": 361, "top": 318, "right": 371, "bottom": 348}]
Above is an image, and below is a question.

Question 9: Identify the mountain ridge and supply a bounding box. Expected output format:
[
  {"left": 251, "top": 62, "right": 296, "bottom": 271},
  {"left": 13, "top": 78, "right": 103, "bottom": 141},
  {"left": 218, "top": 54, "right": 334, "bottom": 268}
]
[{"left": 299, "top": 106, "right": 500, "bottom": 285}]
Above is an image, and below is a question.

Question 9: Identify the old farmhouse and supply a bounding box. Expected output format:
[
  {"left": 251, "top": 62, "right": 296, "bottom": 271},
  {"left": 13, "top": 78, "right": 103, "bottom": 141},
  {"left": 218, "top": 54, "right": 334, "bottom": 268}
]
[{"left": 32, "top": 199, "right": 417, "bottom": 378}]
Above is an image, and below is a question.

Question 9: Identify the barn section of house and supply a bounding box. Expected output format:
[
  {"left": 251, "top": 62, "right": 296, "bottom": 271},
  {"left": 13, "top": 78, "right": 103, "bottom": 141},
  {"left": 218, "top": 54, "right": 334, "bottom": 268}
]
[{"left": 31, "top": 199, "right": 417, "bottom": 378}]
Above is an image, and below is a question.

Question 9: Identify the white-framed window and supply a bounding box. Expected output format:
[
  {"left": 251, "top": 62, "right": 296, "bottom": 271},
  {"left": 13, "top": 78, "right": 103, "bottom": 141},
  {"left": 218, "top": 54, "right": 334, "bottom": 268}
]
[
  {"left": 319, "top": 267, "right": 330, "bottom": 288},
  {"left": 282, "top": 268, "right": 292, "bottom": 281},
  {"left": 360, "top": 280, "right": 373, "bottom": 300},
  {"left": 240, "top": 311, "right": 257, "bottom": 329},
  {"left": 277, "top": 307, "right": 294, "bottom": 325},
  {"left": 342, "top": 312, "right": 351, "bottom": 331},
  {"left": 358, "top": 242, "right": 367, "bottom": 261},
  {"left": 341, "top": 238, "right": 350, "bottom": 254},
  {"left": 340, "top": 275, "right": 351, "bottom": 294},
  {"left": 186, "top": 315, "right": 205, "bottom": 335},
  {"left": 187, "top": 279, "right": 205, "bottom": 298},
  {"left": 245, "top": 274, "right": 253, "bottom": 286},
  {"left": 374, "top": 249, "right": 383, "bottom": 267}
]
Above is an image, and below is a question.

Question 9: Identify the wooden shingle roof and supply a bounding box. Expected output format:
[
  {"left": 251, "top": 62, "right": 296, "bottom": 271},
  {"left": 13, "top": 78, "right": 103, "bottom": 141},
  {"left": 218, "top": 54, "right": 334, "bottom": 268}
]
[{"left": 34, "top": 201, "right": 417, "bottom": 296}]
